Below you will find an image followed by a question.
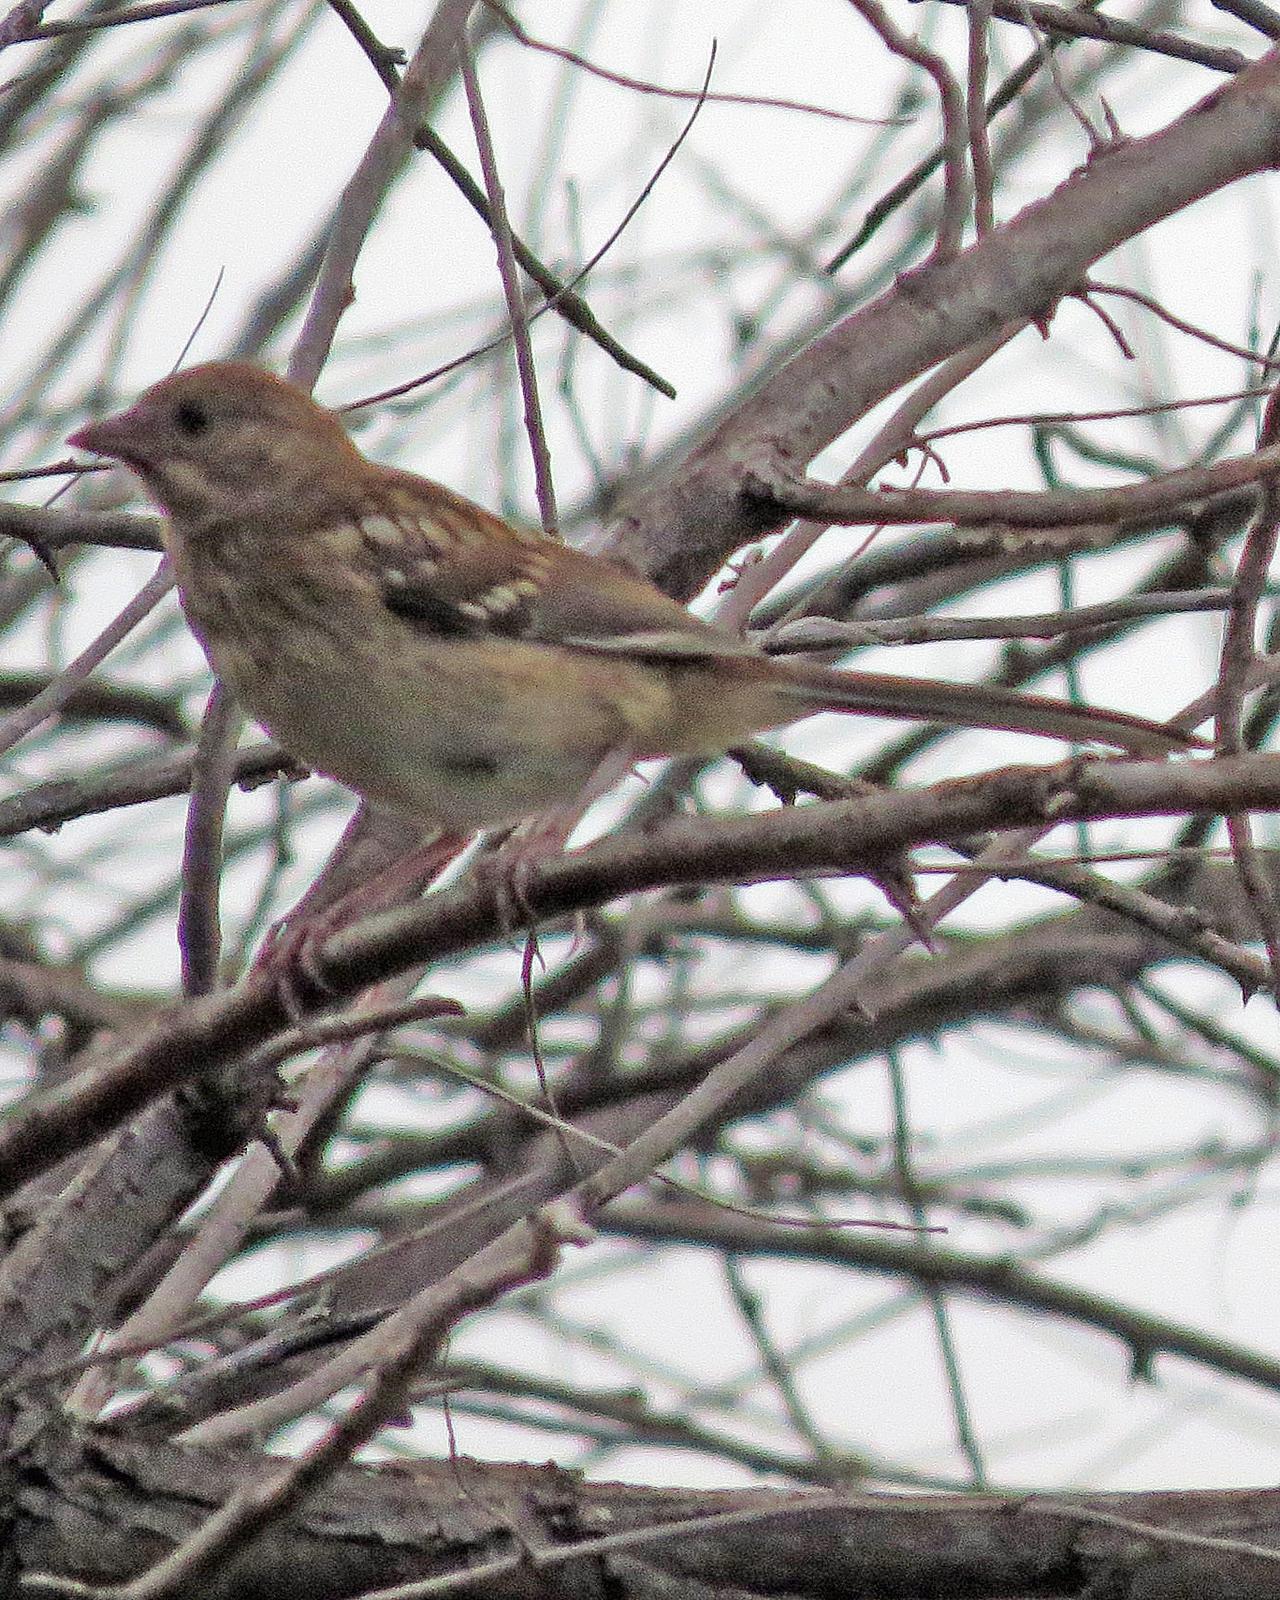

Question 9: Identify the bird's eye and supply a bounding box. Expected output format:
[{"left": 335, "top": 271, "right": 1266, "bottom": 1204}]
[{"left": 173, "top": 399, "right": 211, "bottom": 438}]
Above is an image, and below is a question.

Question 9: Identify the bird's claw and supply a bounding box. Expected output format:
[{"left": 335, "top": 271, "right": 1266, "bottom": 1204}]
[{"left": 254, "top": 911, "right": 340, "bottom": 1024}]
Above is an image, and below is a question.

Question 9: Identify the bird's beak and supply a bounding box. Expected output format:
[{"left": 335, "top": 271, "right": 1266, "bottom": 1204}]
[{"left": 68, "top": 406, "right": 142, "bottom": 463}]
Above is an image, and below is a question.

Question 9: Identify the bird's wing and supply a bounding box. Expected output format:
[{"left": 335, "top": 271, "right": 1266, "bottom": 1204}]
[
  {"left": 361, "top": 479, "right": 761, "bottom": 662},
  {"left": 356, "top": 483, "right": 1196, "bottom": 755}
]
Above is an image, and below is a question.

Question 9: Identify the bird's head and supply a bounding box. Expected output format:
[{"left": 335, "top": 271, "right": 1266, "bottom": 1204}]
[{"left": 68, "top": 361, "right": 361, "bottom": 524}]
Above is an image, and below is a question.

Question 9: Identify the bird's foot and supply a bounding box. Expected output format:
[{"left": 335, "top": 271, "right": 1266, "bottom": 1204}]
[
  {"left": 256, "top": 830, "right": 471, "bottom": 1021},
  {"left": 476, "top": 823, "right": 563, "bottom": 934},
  {"left": 254, "top": 904, "right": 346, "bottom": 1023}
]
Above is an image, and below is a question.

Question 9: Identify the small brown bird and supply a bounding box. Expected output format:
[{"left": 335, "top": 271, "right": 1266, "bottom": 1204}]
[{"left": 69, "top": 361, "right": 1188, "bottom": 839}]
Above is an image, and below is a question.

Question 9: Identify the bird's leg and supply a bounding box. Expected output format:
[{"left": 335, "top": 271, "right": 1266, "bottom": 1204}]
[
  {"left": 481, "top": 746, "right": 640, "bottom": 928},
  {"left": 256, "top": 807, "right": 469, "bottom": 1017}
]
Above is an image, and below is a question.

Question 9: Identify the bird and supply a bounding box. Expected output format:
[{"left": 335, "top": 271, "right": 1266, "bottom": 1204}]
[{"left": 68, "top": 361, "right": 1191, "bottom": 850}]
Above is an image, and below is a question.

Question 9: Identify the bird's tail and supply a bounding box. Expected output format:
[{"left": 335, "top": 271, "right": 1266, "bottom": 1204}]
[{"left": 769, "top": 660, "right": 1198, "bottom": 756}]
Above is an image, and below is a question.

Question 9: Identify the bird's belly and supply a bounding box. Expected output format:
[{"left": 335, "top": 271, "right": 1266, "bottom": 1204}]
[{"left": 216, "top": 631, "right": 661, "bottom": 831}]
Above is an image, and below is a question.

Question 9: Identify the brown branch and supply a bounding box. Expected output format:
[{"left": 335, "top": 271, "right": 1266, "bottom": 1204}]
[
  {"left": 483, "top": 0, "right": 879, "bottom": 125},
  {"left": 0, "top": 501, "right": 161, "bottom": 553},
  {"left": 608, "top": 48, "right": 1280, "bottom": 596},
  {"left": 5, "top": 0, "right": 239, "bottom": 41},
  {"left": 8, "top": 749, "right": 1280, "bottom": 1200},
  {"left": 324, "top": 0, "right": 675, "bottom": 399},
  {"left": 922, "top": 0, "right": 1250, "bottom": 74},
  {"left": 716, "top": 325, "right": 1022, "bottom": 629},
  {"left": 746, "top": 441, "right": 1280, "bottom": 532},
  {"left": 846, "top": 0, "right": 969, "bottom": 259},
  {"left": 0, "top": 560, "right": 173, "bottom": 759},
  {"left": 177, "top": 686, "right": 242, "bottom": 997},
  {"left": 608, "top": 1199, "right": 1280, "bottom": 1394},
  {"left": 1212, "top": 0, "right": 1280, "bottom": 37},
  {"left": 288, "top": 0, "right": 479, "bottom": 387},
  {"left": 17, "top": 1427, "right": 1280, "bottom": 1598},
  {"left": 1217, "top": 392, "right": 1280, "bottom": 989},
  {"left": 761, "top": 587, "right": 1240, "bottom": 648},
  {"left": 0, "top": 742, "right": 291, "bottom": 842},
  {"left": 459, "top": 42, "right": 557, "bottom": 534}
]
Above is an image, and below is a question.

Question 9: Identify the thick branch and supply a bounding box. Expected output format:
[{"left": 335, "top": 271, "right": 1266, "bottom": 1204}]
[
  {"left": 1, "top": 750, "right": 1278, "bottom": 1198},
  {"left": 606, "top": 49, "right": 1280, "bottom": 595},
  {"left": 12, "top": 1428, "right": 1280, "bottom": 1600}
]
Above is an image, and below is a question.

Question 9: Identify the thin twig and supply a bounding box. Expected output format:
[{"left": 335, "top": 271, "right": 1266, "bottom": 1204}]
[
  {"left": 845, "top": 0, "right": 969, "bottom": 259},
  {"left": 747, "top": 438, "right": 1280, "bottom": 532},
  {"left": 9, "top": 0, "right": 242, "bottom": 42},
  {"left": 1088, "top": 280, "right": 1280, "bottom": 371},
  {"left": 177, "top": 684, "right": 243, "bottom": 996},
  {"left": 0, "top": 558, "right": 173, "bottom": 758},
  {"left": 483, "top": 0, "right": 883, "bottom": 126},
  {"left": 352, "top": 51, "right": 716, "bottom": 415},
  {"left": 325, "top": 0, "right": 674, "bottom": 397},
  {"left": 886, "top": 1049, "right": 987, "bottom": 1486},
  {"left": 1217, "top": 390, "right": 1280, "bottom": 992},
  {"left": 926, "top": 0, "right": 1248, "bottom": 74},
  {"left": 966, "top": 0, "right": 995, "bottom": 235},
  {"left": 1011, "top": 0, "right": 1104, "bottom": 146},
  {"left": 920, "top": 385, "right": 1274, "bottom": 442},
  {"left": 459, "top": 41, "right": 557, "bottom": 534},
  {"left": 760, "top": 587, "right": 1245, "bottom": 648},
  {"left": 289, "top": 0, "right": 478, "bottom": 387}
]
